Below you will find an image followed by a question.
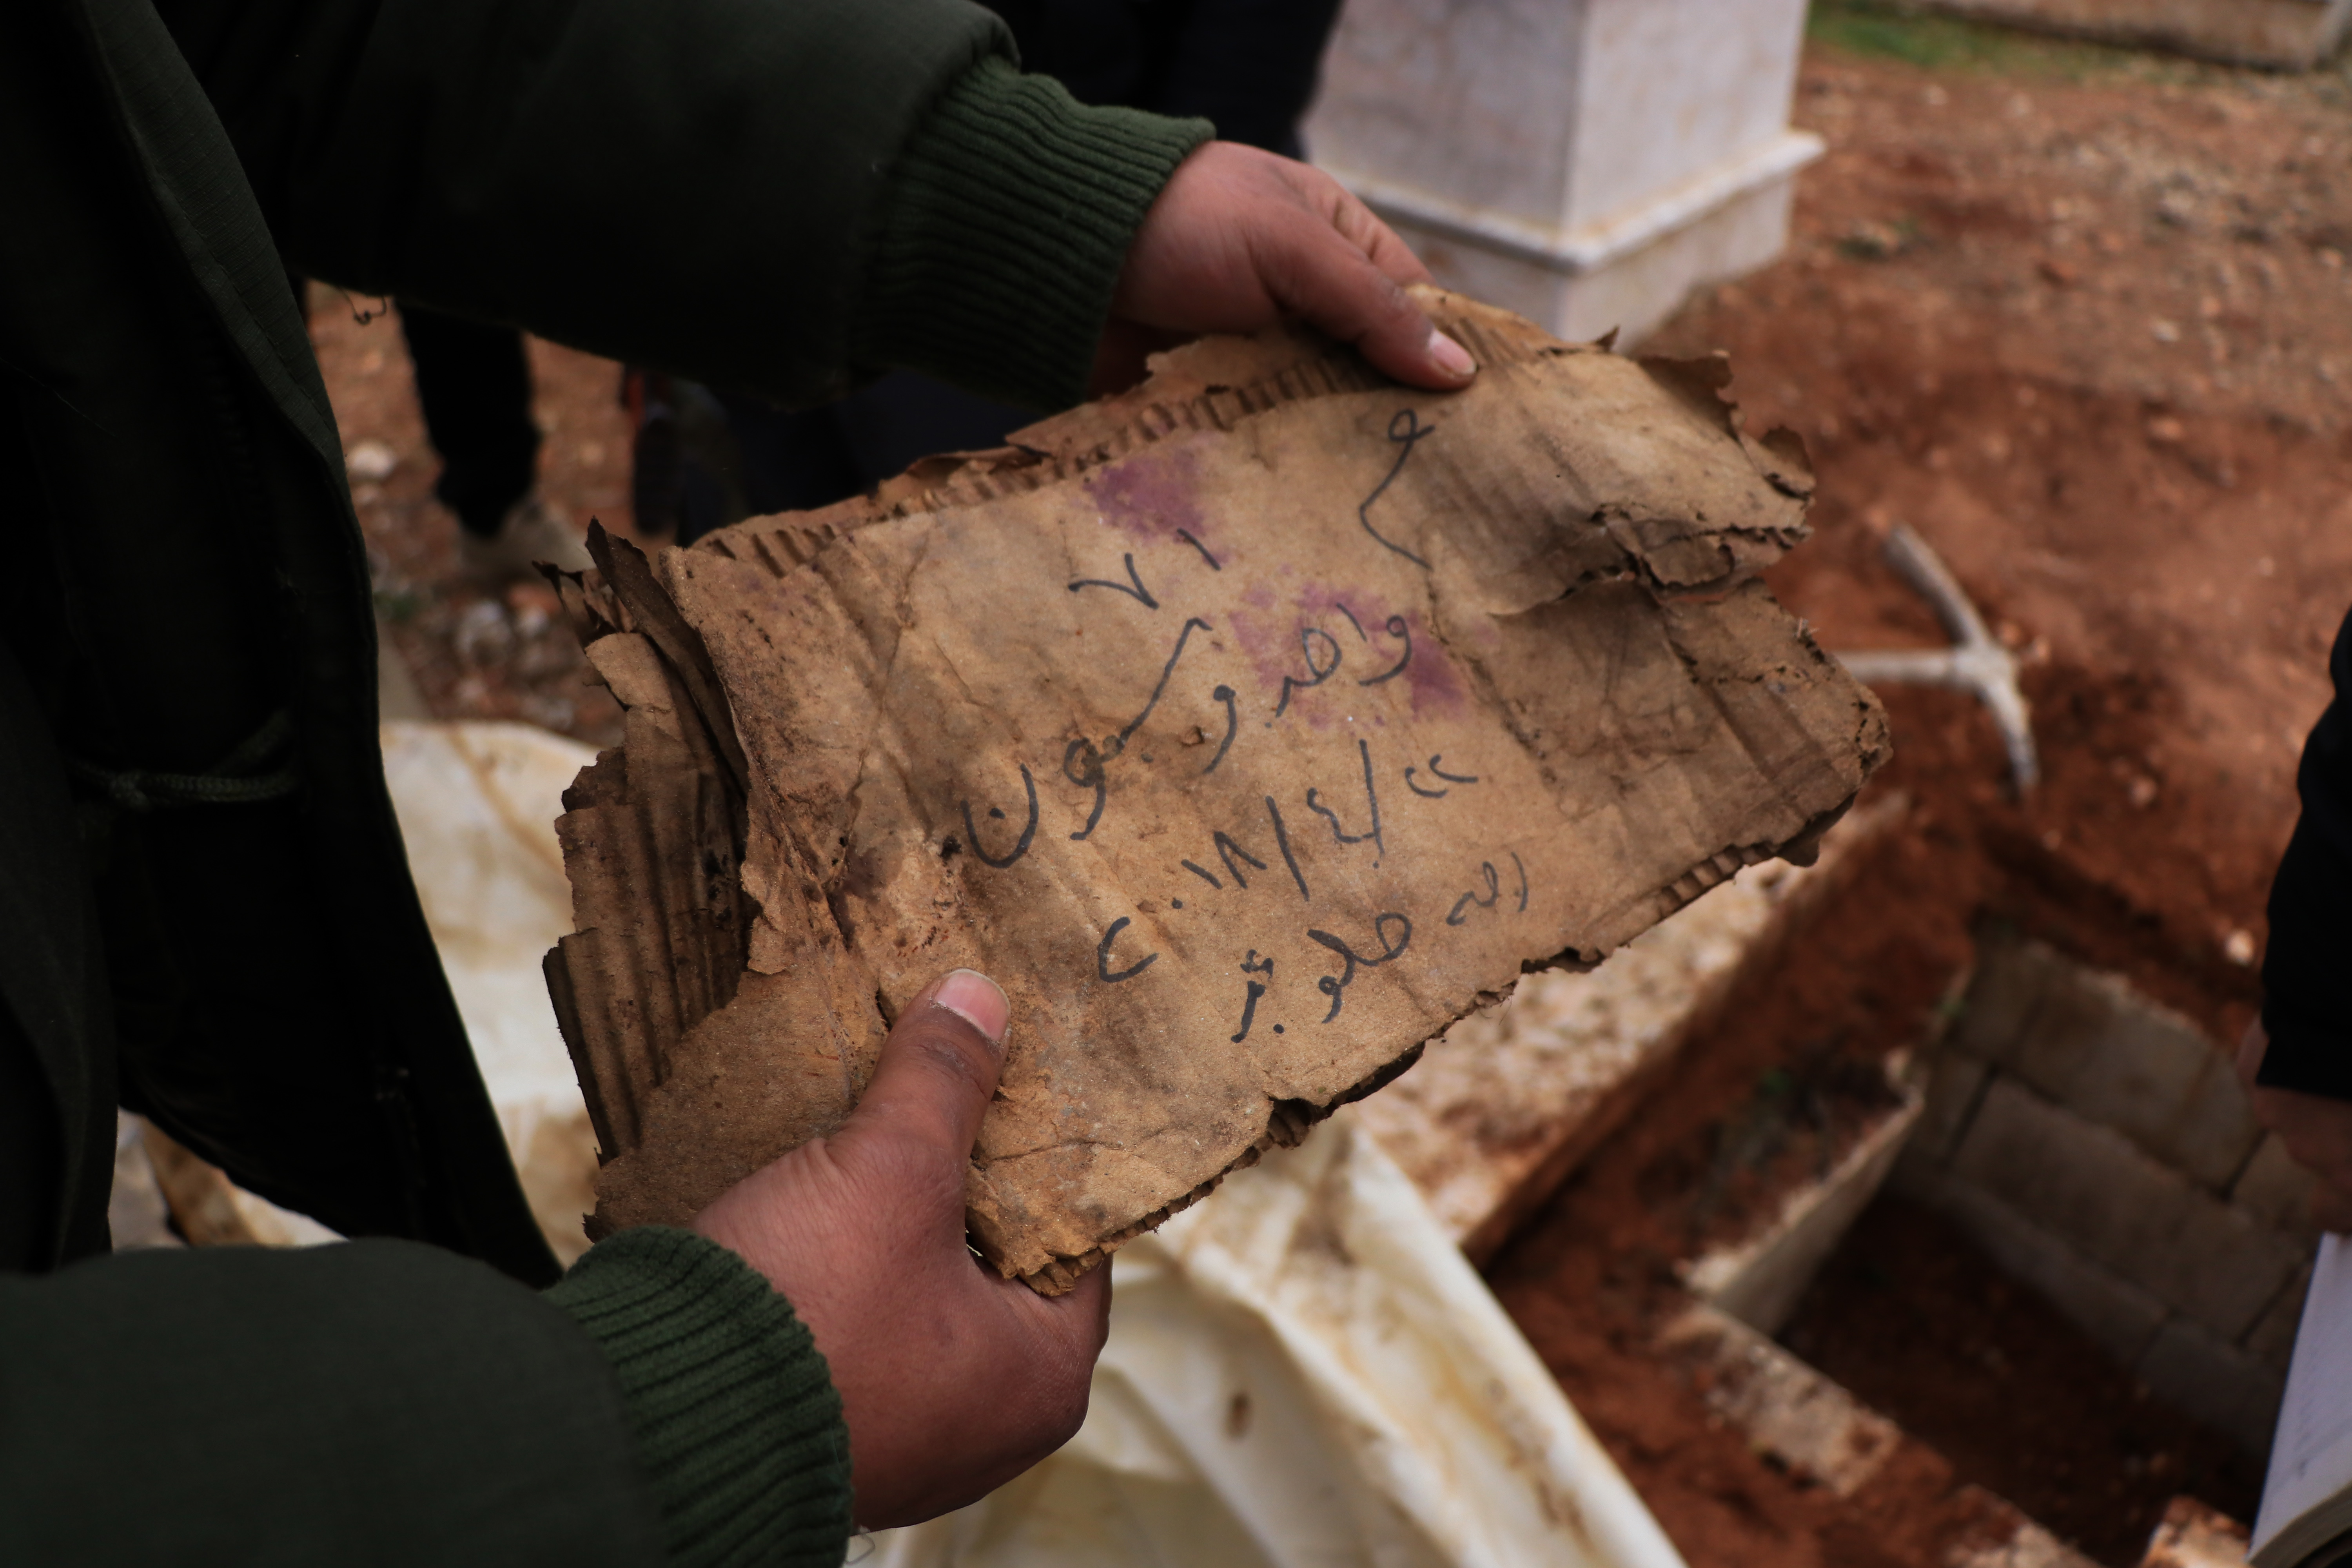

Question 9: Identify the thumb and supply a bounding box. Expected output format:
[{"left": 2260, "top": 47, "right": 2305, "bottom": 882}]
[
  {"left": 1258, "top": 196, "right": 1475, "bottom": 392},
  {"left": 835, "top": 969, "right": 1011, "bottom": 1165}
]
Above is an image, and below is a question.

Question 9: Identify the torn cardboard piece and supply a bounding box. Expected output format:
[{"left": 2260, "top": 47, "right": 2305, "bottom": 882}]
[{"left": 546, "top": 288, "right": 1887, "bottom": 1293}]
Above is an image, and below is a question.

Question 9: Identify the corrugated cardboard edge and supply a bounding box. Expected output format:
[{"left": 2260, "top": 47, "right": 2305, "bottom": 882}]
[
  {"left": 546, "top": 289, "right": 1882, "bottom": 1288},
  {"left": 539, "top": 532, "right": 752, "bottom": 1239}
]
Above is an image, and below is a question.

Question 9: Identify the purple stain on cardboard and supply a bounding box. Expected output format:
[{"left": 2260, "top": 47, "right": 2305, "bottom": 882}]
[
  {"left": 545, "top": 289, "right": 1886, "bottom": 1298},
  {"left": 1086, "top": 442, "right": 1209, "bottom": 552}
]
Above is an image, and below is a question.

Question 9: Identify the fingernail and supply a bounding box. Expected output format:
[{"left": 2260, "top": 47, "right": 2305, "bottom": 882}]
[
  {"left": 934, "top": 969, "right": 1009, "bottom": 1048},
  {"left": 1428, "top": 328, "right": 1476, "bottom": 379}
]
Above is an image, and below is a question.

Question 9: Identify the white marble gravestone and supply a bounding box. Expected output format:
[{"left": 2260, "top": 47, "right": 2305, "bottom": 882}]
[{"left": 1306, "top": 0, "right": 1821, "bottom": 347}]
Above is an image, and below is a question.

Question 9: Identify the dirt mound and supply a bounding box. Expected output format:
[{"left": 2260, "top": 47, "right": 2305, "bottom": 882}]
[{"left": 1491, "top": 19, "right": 2352, "bottom": 1568}]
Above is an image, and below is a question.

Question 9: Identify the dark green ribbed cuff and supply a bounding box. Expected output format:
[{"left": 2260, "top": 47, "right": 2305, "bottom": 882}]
[
  {"left": 546, "top": 1227, "right": 851, "bottom": 1568},
  {"left": 851, "top": 56, "right": 1213, "bottom": 411}
]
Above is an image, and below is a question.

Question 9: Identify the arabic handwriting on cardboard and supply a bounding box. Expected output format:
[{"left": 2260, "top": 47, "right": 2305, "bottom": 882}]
[{"left": 954, "top": 405, "right": 1531, "bottom": 1043}]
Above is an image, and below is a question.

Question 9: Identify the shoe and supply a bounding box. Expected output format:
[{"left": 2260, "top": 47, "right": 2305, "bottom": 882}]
[{"left": 458, "top": 495, "right": 593, "bottom": 586}]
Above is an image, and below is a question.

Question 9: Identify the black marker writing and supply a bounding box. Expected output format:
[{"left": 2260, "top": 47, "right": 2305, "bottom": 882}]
[
  {"left": 1265, "top": 796, "right": 1310, "bottom": 902},
  {"left": 1303, "top": 740, "right": 1385, "bottom": 864},
  {"left": 1229, "top": 950, "right": 1276, "bottom": 1044},
  {"left": 1097, "top": 916, "right": 1158, "bottom": 984},
  {"left": 1272, "top": 627, "right": 1342, "bottom": 720},
  {"left": 1428, "top": 755, "right": 1479, "bottom": 785},
  {"left": 959, "top": 764, "right": 1038, "bottom": 869},
  {"left": 1116, "top": 617, "right": 1212, "bottom": 747},
  {"left": 1230, "top": 981, "right": 1265, "bottom": 1043},
  {"left": 1175, "top": 529, "right": 1221, "bottom": 571},
  {"left": 1335, "top": 602, "right": 1367, "bottom": 641},
  {"left": 1357, "top": 617, "right": 1412, "bottom": 686},
  {"left": 1357, "top": 409, "right": 1436, "bottom": 568},
  {"left": 1446, "top": 861, "right": 1502, "bottom": 926},
  {"left": 1213, "top": 831, "right": 1267, "bottom": 889},
  {"left": 1063, "top": 737, "right": 1106, "bottom": 841},
  {"left": 1355, "top": 740, "right": 1384, "bottom": 862},
  {"left": 1203, "top": 684, "right": 1238, "bottom": 775},
  {"left": 1404, "top": 766, "right": 1448, "bottom": 799},
  {"left": 1181, "top": 859, "right": 1223, "bottom": 889},
  {"left": 1068, "top": 553, "right": 1158, "bottom": 608},
  {"left": 1512, "top": 850, "right": 1530, "bottom": 912},
  {"left": 1308, "top": 913, "right": 1412, "bottom": 1022}
]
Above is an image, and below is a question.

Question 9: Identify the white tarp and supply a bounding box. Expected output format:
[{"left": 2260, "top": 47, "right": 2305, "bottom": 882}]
[
  {"left": 384, "top": 719, "right": 1683, "bottom": 1568},
  {"left": 869, "top": 1108, "right": 1685, "bottom": 1568},
  {"left": 381, "top": 718, "right": 602, "bottom": 1263}
]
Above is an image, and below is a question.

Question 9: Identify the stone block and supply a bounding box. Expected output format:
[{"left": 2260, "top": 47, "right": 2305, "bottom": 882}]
[
  {"left": 1959, "top": 939, "right": 2260, "bottom": 1191},
  {"left": 1657, "top": 1306, "right": 1901, "bottom": 1499},
  {"left": 1307, "top": 0, "right": 1811, "bottom": 236},
  {"left": 1361, "top": 796, "right": 1909, "bottom": 1259},
  {"left": 1686, "top": 1084, "right": 1924, "bottom": 1337},
  {"left": 1902, "top": 1161, "right": 2169, "bottom": 1366},
  {"left": 1383, "top": 161, "right": 1814, "bottom": 346},
  {"left": 2136, "top": 1317, "right": 2287, "bottom": 1461},
  {"left": 1949, "top": 936, "right": 2069, "bottom": 1066},
  {"left": 1305, "top": 0, "right": 1821, "bottom": 346},
  {"left": 1950, "top": 1081, "right": 2302, "bottom": 1340},
  {"left": 1911, "top": 1049, "right": 1993, "bottom": 1168},
  {"left": 2020, "top": 983, "right": 2257, "bottom": 1193},
  {"left": 2232, "top": 1136, "right": 2320, "bottom": 1241}
]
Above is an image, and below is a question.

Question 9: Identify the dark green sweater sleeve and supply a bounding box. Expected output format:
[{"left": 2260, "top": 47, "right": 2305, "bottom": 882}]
[
  {"left": 0, "top": 1231, "right": 847, "bottom": 1567},
  {"left": 546, "top": 1227, "right": 853, "bottom": 1568},
  {"left": 159, "top": 0, "right": 1206, "bottom": 414},
  {"left": 850, "top": 57, "right": 1210, "bottom": 409},
  {"left": 0, "top": 1239, "right": 668, "bottom": 1567}
]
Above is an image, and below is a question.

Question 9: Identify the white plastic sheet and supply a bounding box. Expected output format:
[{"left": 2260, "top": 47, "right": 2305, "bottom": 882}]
[
  {"left": 381, "top": 719, "right": 602, "bottom": 1262},
  {"left": 869, "top": 1109, "right": 1686, "bottom": 1568},
  {"left": 381, "top": 719, "right": 1685, "bottom": 1566}
]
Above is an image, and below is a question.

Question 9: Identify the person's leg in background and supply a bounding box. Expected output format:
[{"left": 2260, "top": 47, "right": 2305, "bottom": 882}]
[{"left": 399, "top": 305, "right": 590, "bottom": 582}]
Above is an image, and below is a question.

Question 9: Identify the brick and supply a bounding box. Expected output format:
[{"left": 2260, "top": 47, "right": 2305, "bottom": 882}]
[
  {"left": 2136, "top": 1316, "right": 2287, "bottom": 1461},
  {"left": 1657, "top": 1307, "right": 1900, "bottom": 1499},
  {"left": 1967, "top": 940, "right": 2260, "bottom": 1190},
  {"left": 2021, "top": 972, "right": 2259, "bottom": 1191},
  {"left": 1949, "top": 1081, "right": 2303, "bottom": 1341},
  {"left": 1949, "top": 934, "right": 2069, "bottom": 1066},
  {"left": 2232, "top": 1135, "right": 2320, "bottom": 1240},
  {"left": 1910, "top": 1048, "right": 1993, "bottom": 1167},
  {"left": 1687, "top": 1094, "right": 1923, "bottom": 1336},
  {"left": 1359, "top": 795, "right": 1912, "bottom": 1257},
  {"left": 1902, "top": 1161, "right": 2168, "bottom": 1365},
  {"left": 2241, "top": 1255, "right": 2316, "bottom": 1376}
]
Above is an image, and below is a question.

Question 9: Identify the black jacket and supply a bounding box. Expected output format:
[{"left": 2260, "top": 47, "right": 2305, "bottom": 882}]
[
  {"left": 0, "top": 0, "right": 1198, "bottom": 1555},
  {"left": 2263, "top": 603, "right": 2352, "bottom": 1096}
]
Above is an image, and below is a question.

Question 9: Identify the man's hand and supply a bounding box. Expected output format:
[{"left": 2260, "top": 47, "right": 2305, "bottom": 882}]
[
  {"left": 2237, "top": 1019, "right": 2352, "bottom": 1232},
  {"left": 692, "top": 970, "right": 1109, "bottom": 1528},
  {"left": 1098, "top": 142, "right": 1477, "bottom": 395}
]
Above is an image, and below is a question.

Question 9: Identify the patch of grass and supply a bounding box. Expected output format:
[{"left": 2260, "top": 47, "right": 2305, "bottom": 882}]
[{"left": 1806, "top": 0, "right": 2204, "bottom": 83}]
